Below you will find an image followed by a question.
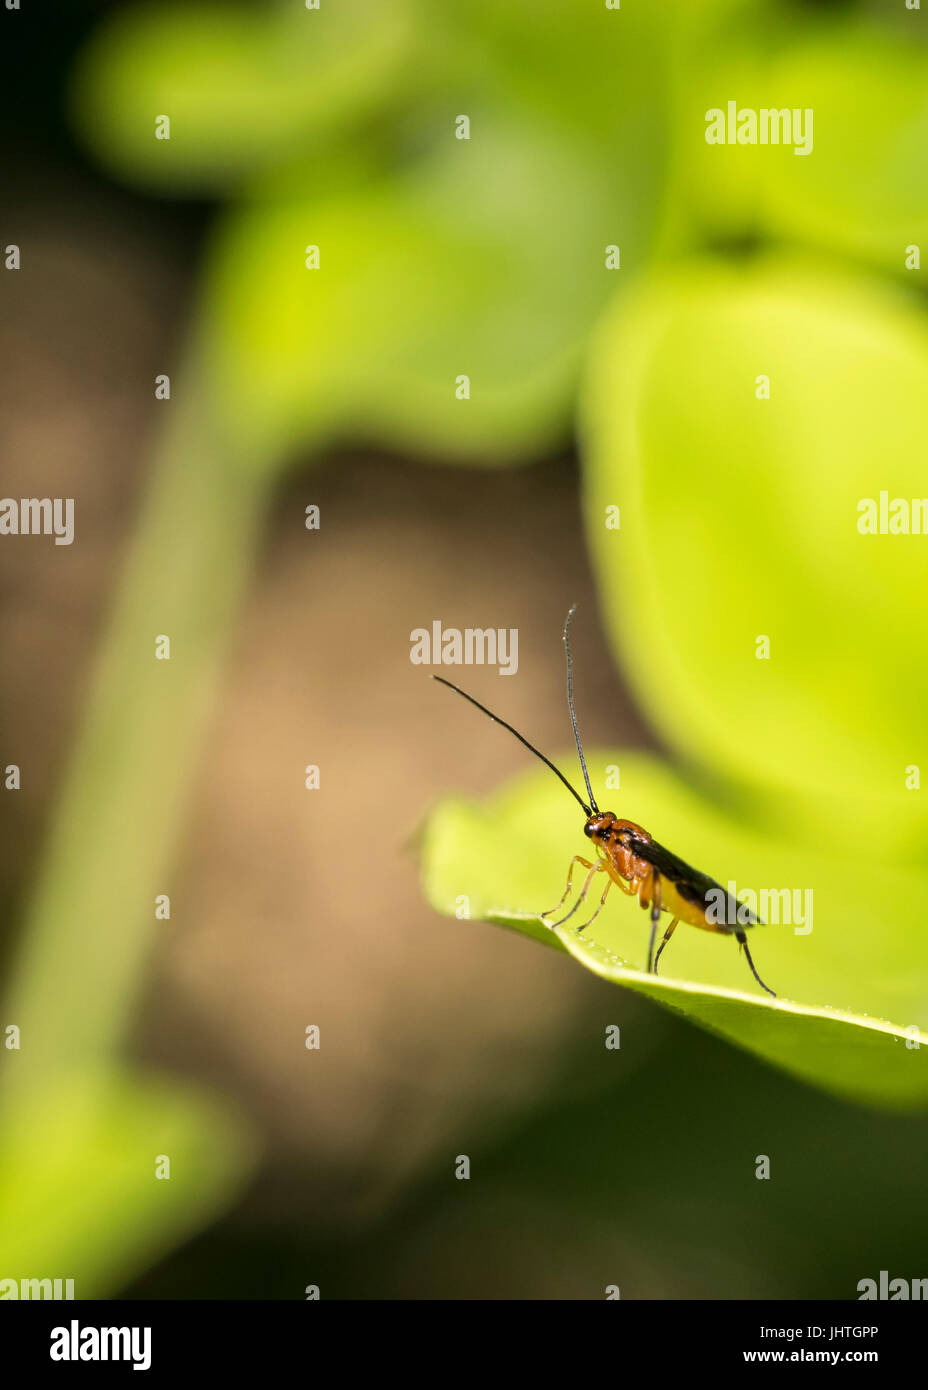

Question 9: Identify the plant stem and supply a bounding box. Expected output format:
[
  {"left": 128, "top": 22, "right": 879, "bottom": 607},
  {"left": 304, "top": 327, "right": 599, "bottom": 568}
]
[{"left": 2, "top": 384, "right": 272, "bottom": 1095}]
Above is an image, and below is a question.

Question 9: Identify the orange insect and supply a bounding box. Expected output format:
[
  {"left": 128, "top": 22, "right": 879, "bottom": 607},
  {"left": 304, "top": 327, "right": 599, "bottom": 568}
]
[{"left": 433, "top": 606, "right": 776, "bottom": 996}]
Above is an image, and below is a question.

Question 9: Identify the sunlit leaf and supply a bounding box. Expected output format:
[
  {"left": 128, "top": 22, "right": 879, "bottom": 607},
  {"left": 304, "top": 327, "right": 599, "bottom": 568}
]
[
  {"left": 422, "top": 756, "right": 928, "bottom": 1109},
  {"left": 0, "top": 1068, "right": 256, "bottom": 1297},
  {"left": 582, "top": 256, "right": 928, "bottom": 859},
  {"left": 680, "top": 23, "right": 928, "bottom": 272}
]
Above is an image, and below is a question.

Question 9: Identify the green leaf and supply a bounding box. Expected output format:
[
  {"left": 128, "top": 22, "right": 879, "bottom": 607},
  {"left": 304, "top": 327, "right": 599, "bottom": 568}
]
[
  {"left": 582, "top": 255, "right": 928, "bottom": 861},
  {"left": 201, "top": 107, "right": 657, "bottom": 461},
  {"left": 421, "top": 754, "right": 928, "bottom": 1110},
  {"left": 680, "top": 22, "right": 928, "bottom": 273},
  {"left": 71, "top": 1, "right": 670, "bottom": 467},
  {"left": 0, "top": 1068, "right": 256, "bottom": 1296},
  {"left": 69, "top": 0, "right": 416, "bottom": 194}
]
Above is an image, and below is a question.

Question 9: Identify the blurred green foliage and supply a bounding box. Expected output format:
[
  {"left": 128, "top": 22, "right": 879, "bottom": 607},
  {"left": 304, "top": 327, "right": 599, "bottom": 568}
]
[
  {"left": 681, "top": 22, "right": 928, "bottom": 270},
  {"left": 70, "top": 0, "right": 419, "bottom": 193},
  {"left": 0, "top": 1069, "right": 255, "bottom": 1298},
  {"left": 584, "top": 256, "right": 928, "bottom": 858},
  {"left": 72, "top": 0, "right": 671, "bottom": 462}
]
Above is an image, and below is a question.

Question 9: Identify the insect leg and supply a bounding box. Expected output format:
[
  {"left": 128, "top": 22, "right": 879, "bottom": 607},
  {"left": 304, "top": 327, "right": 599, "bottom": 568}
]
[
  {"left": 540, "top": 856, "right": 595, "bottom": 919},
  {"left": 612, "top": 874, "right": 641, "bottom": 897},
  {"left": 653, "top": 917, "right": 679, "bottom": 975},
  {"left": 547, "top": 860, "right": 604, "bottom": 929},
  {"left": 646, "top": 871, "right": 662, "bottom": 973},
  {"left": 576, "top": 876, "right": 613, "bottom": 935},
  {"left": 736, "top": 929, "right": 776, "bottom": 997}
]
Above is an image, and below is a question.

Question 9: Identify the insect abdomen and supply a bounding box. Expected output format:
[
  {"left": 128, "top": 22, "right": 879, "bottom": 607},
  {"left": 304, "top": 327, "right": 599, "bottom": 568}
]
[{"left": 665, "top": 879, "right": 762, "bottom": 935}]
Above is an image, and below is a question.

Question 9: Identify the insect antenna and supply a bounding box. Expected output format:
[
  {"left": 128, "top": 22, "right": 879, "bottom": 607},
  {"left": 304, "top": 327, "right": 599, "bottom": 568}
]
[
  {"left": 563, "top": 605, "right": 599, "bottom": 814},
  {"left": 431, "top": 675, "right": 591, "bottom": 815}
]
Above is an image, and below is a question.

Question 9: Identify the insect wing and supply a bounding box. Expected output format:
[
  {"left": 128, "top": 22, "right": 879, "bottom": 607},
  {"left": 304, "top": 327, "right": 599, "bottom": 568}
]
[{"left": 629, "top": 837, "right": 763, "bottom": 930}]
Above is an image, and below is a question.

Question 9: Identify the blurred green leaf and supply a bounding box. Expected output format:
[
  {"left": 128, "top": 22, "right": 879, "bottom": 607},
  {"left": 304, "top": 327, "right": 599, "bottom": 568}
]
[
  {"left": 0, "top": 1069, "right": 256, "bottom": 1297},
  {"left": 201, "top": 108, "right": 658, "bottom": 461},
  {"left": 69, "top": 0, "right": 417, "bottom": 194},
  {"left": 422, "top": 755, "right": 928, "bottom": 1109},
  {"left": 69, "top": 0, "right": 753, "bottom": 201},
  {"left": 445, "top": 0, "right": 670, "bottom": 142},
  {"left": 681, "top": 22, "right": 928, "bottom": 272},
  {"left": 582, "top": 255, "right": 928, "bottom": 859}
]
